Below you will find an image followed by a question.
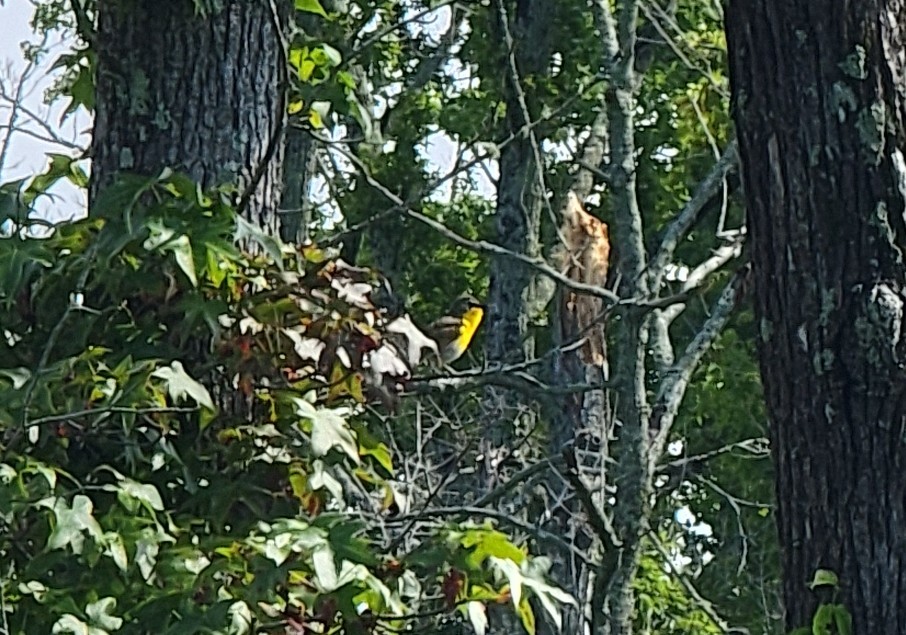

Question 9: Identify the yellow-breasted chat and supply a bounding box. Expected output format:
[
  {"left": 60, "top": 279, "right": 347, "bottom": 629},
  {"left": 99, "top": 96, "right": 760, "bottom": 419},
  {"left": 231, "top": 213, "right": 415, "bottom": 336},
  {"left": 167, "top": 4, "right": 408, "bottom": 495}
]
[{"left": 428, "top": 293, "right": 485, "bottom": 365}]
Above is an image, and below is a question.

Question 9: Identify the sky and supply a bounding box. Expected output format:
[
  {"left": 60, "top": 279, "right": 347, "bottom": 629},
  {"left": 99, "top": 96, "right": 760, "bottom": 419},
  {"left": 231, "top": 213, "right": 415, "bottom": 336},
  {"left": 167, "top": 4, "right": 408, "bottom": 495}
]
[{"left": 0, "top": 0, "right": 90, "bottom": 222}]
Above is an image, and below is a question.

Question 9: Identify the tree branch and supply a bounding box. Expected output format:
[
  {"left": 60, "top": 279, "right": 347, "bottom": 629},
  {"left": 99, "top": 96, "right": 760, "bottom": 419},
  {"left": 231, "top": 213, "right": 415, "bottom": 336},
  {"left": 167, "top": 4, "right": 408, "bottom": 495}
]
[
  {"left": 334, "top": 145, "right": 623, "bottom": 303},
  {"left": 648, "top": 140, "right": 739, "bottom": 291},
  {"left": 649, "top": 265, "right": 750, "bottom": 465}
]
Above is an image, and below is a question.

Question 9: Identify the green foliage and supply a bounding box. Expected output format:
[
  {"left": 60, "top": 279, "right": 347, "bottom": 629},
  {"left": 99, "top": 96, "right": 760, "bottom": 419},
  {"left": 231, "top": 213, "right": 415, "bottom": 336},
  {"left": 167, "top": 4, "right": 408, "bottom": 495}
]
[
  {"left": 789, "top": 571, "right": 852, "bottom": 635},
  {"left": 16, "top": 0, "right": 780, "bottom": 632},
  {"left": 669, "top": 317, "right": 781, "bottom": 633},
  {"left": 633, "top": 550, "right": 721, "bottom": 634},
  {"left": 0, "top": 172, "right": 568, "bottom": 634}
]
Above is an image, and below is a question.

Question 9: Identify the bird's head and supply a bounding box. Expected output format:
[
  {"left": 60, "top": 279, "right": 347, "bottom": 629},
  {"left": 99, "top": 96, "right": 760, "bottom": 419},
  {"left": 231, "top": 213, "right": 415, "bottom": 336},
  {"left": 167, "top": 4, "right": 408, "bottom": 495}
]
[{"left": 447, "top": 292, "right": 485, "bottom": 317}]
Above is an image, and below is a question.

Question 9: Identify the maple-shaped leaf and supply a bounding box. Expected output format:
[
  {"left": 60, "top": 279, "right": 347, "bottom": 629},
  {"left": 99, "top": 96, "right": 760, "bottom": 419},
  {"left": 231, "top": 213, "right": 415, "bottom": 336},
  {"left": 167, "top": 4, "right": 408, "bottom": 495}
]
[
  {"left": 151, "top": 361, "right": 215, "bottom": 411},
  {"left": 385, "top": 314, "right": 439, "bottom": 366},
  {"left": 294, "top": 398, "right": 359, "bottom": 463}
]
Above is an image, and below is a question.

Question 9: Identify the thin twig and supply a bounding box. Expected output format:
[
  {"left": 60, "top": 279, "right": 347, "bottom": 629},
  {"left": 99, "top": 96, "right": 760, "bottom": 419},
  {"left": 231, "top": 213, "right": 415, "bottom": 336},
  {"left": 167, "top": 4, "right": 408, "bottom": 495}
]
[
  {"left": 387, "top": 505, "right": 593, "bottom": 566},
  {"left": 344, "top": 0, "right": 468, "bottom": 69},
  {"left": 647, "top": 531, "right": 742, "bottom": 633},
  {"left": 0, "top": 33, "right": 50, "bottom": 175},
  {"left": 26, "top": 405, "right": 200, "bottom": 428}
]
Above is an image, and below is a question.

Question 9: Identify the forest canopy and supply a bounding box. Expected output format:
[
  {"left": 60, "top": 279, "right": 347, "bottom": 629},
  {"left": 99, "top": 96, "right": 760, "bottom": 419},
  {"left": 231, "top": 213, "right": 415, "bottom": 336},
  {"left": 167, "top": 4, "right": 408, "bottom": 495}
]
[{"left": 9, "top": 0, "right": 889, "bottom": 633}]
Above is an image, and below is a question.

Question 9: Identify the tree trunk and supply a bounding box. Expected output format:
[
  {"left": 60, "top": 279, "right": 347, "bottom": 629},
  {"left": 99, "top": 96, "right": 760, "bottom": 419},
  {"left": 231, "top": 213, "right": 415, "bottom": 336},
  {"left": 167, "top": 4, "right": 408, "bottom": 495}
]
[
  {"left": 279, "top": 125, "right": 315, "bottom": 243},
  {"left": 91, "top": 0, "right": 285, "bottom": 231},
  {"left": 727, "top": 2, "right": 906, "bottom": 631},
  {"left": 479, "top": 0, "right": 554, "bottom": 489}
]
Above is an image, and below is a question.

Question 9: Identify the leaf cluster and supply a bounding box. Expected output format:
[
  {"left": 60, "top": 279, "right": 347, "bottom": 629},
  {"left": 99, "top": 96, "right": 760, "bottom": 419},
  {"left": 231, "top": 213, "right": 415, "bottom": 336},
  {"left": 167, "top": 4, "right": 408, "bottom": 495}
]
[{"left": 0, "top": 171, "right": 568, "bottom": 634}]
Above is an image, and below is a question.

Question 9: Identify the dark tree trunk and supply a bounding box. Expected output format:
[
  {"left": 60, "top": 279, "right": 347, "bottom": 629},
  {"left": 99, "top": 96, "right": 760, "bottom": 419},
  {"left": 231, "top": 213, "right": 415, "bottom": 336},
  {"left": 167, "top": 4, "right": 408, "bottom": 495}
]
[
  {"left": 727, "top": 2, "right": 906, "bottom": 631},
  {"left": 280, "top": 125, "right": 315, "bottom": 243},
  {"left": 91, "top": 0, "right": 285, "bottom": 232},
  {"left": 479, "top": 0, "right": 554, "bottom": 486}
]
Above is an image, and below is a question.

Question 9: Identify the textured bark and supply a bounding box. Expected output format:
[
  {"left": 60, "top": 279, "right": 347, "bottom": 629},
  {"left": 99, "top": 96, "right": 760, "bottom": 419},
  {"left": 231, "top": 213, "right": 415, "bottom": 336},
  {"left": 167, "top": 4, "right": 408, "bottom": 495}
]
[
  {"left": 477, "top": 3, "right": 553, "bottom": 632},
  {"left": 280, "top": 126, "right": 315, "bottom": 243},
  {"left": 547, "top": 192, "right": 612, "bottom": 634},
  {"left": 592, "top": 4, "right": 651, "bottom": 634},
  {"left": 727, "top": 2, "right": 906, "bottom": 631},
  {"left": 91, "top": 0, "right": 285, "bottom": 232},
  {"left": 479, "top": 0, "right": 554, "bottom": 492}
]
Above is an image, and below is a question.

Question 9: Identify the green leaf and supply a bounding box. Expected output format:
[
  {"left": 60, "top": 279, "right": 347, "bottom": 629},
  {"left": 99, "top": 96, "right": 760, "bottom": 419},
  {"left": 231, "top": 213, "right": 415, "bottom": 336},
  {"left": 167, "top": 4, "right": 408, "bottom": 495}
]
[
  {"left": 52, "top": 614, "right": 100, "bottom": 635},
  {"left": 300, "top": 59, "right": 316, "bottom": 82},
  {"left": 0, "top": 178, "right": 28, "bottom": 223},
  {"left": 46, "top": 494, "right": 104, "bottom": 555},
  {"left": 117, "top": 478, "right": 165, "bottom": 512},
  {"left": 336, "top": 70, "right": 356, "bottom": 90},
  {"left": 228, "top": 601, "right": 253, "bottom": 635},
  {"left": 295, "top": 398, "right": 359, "bottom": 463},
  {"left": 151, "top": 360, "right": 214, "bottom": 411},
  {"left": 311, "top": 101, "right": 330, "bottom": 127},
  {"left": 66, "top": 63, "right": 95, "bottom": 115},
  {"left": 466, "top": 601, "right": 487, "bottom": 635},
  {"left": 143, "top": 219, "right": 198, "bottom": 286},
  {"left": 0, "top": 367, "right": 30, "bottom": 389},
  {"left": 234, "top": 216, "right": 284, "bottom": 267},
  {"left": 517, "top": 597, "right": 536, "bottom": 635},
  {"left": 103, "top": 532, "right": 128, "bottom": 572},
  {"left": 490, "top": 557, "right": 523, "bottom": 608},
  {"left": 319, "top": 44, "right": 342, "bottom": 67},
  {"left": 17, "top": 580, "right": 48, "bottom": 603},
  {"left": 295, "top": 0, "right": 327, "bottom": 17},
  {"left": 310, "top": 459, "right": 344, "bottom": 501},
  {"left": 27, "top": 154, "right": 83, "bottom": 200},
  {"left": 312, "top": 544, "right": 338, "bottom": 591},
  {"left": 830, "top": 604, "right": 853, "bottom": 635},
  {"left": 808, "top": 603, "right": 853, "bottom": 635},
  {"left": 135, "top": 527, "right": 172, "bottom": 582},
  {"left": 461, "top": 528, "right": 525, "bottom": 567},
  {"left": 0, "top": 463, "right": 16, "bottom": 483},
  {"left": 808, "top": 569, "right": 839, "bottom": 590},
  {"left": 260, "top": 519, "right": 329, "bottom": 566},
  {"left": 85, "top": 597, "right": 123, "bottom": 631},
  {"left": 518, "top": 558, "right": 575, "bottom": 631},
  {"left": 354, "top": 425, "right": 393, "bottom": 474}
]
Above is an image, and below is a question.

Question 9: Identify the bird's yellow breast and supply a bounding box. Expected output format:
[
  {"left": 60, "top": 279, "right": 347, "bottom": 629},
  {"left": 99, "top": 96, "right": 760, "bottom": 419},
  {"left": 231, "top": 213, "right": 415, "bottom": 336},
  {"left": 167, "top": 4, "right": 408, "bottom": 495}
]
[{"left": 456, "top": 306, "right": 484, "bottom": 351}]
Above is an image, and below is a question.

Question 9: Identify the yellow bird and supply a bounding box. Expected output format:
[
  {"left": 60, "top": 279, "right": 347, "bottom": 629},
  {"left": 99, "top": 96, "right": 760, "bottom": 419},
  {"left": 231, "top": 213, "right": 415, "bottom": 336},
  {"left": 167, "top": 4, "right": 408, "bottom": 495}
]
[{"left": 429, "top": 294, "right": 485, "bottom": 364}]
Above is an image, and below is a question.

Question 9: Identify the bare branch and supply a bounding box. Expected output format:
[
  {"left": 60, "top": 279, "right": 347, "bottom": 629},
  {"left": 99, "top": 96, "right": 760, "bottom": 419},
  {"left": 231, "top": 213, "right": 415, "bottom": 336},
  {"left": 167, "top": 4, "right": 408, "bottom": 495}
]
[
  {"left": 640, "top": 1, "right": 729, "bottom": 98},
  {"left": 26, "top": 405, "right": 200, "bottom": 427},
  {"left": 493, "top": 0, "right": 558, "bottom": 229},
  {"left": 408, "top": 369, "right": 611, "bottom": 398},
  {"left": 390, "top": 504, "right": 592, "bottom": 565},
  {"left": 649, "top": 139, "right": 739, "bottom": 290},
  {"left": 649, "top": 266, "right": 750, "bottom": 464},
  {"left": 334, "top": 145, "right": 623, "bottom": 303},
  {"left": 659, "top": 234, "right": 745, "bottom": 324},
  {"left": 345, "top": 0, "right": 468, "bottom": 68},
  {"left": 235, "top": 0, "right": 287, "bottom": 216},
  {"left": 0, "top": 33, "right": 50, "bottom": 175},
  {"left": 659, "top": 437, "right": 770, "bottom": 470}
]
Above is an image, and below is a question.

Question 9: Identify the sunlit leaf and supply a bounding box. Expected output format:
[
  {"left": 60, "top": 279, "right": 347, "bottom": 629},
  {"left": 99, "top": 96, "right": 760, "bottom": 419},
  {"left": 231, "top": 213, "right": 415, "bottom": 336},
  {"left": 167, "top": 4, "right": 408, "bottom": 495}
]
[
  {"left": 234, "top": 215, "right": 283, "bottom": 267},
  {"left": 295, "top": 398, "right": 359, "bottom": 463},
  {"left": 808, "top": 569, "right": 839, "bottom": 590},
  {"left": 467, "top": 601, "right": 487, "bottom": 635},
  {"left": 151, "top": 361, "right": 214, "bottom": 411},
  {"left": 295, "top": 0, "right": 327, "bottom": 17},
  {"left": 85, "top": 597, "right": 123, "bottom": 631}
]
